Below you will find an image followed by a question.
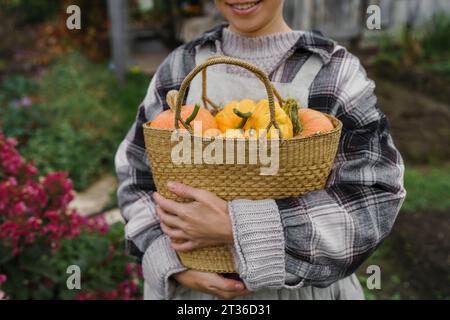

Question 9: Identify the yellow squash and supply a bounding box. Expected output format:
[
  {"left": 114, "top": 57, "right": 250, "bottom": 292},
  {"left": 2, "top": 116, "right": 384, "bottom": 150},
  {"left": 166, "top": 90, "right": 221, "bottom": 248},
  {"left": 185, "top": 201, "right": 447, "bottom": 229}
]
[
  {"left": 244, "top": 99, "right": 294, "bottom": 139},
  {"left": 215, "top": 99, "right": 257, "bottom": 133}
]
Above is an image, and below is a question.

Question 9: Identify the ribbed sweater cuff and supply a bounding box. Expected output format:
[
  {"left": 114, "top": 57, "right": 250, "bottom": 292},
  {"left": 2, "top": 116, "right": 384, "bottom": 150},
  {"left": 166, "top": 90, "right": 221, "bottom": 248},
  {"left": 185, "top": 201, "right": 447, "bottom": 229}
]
[
  {"left": 228, "top": 199, "right": 285, "bottom": 291},
  {"left": 141, "top": 235, "right": 187, "bottom": 300}
]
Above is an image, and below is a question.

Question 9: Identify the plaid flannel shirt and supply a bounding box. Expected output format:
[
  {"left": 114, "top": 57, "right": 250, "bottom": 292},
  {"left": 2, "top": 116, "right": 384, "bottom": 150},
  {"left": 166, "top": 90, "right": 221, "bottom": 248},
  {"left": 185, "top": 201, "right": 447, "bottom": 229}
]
[{"left": 115, "top": 24, "right": 405, "bottom": 292}]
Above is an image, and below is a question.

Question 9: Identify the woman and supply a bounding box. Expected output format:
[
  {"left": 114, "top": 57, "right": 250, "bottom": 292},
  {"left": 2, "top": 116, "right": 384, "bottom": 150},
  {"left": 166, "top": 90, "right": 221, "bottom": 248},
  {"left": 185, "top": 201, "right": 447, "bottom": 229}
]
[{"left": 115, "top": 0, "right": 405, "bottom": 300}]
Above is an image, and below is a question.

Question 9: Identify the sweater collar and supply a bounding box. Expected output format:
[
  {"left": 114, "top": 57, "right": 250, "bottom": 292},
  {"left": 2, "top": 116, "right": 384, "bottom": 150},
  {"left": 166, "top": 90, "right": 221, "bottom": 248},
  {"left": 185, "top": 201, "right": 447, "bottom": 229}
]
[
  {"left": 192, "top": 23, "right": 336, "bottom": 64},
  {"left": 221, "top": 27, "right": 302, "bottom": 60}
]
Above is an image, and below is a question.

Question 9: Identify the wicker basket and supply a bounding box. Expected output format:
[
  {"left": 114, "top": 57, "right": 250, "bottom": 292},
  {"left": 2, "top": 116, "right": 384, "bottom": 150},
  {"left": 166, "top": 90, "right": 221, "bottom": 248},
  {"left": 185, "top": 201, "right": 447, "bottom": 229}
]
[{"left": 143, "top": 56, "right": 342, "bottom": 273}]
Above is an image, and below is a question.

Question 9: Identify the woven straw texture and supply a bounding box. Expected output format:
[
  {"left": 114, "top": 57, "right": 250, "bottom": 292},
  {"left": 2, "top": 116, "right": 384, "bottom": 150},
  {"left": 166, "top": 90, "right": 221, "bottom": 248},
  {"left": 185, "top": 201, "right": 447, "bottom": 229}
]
[{"left": 143, "top": 56, "right": 342, "bottom": 273}]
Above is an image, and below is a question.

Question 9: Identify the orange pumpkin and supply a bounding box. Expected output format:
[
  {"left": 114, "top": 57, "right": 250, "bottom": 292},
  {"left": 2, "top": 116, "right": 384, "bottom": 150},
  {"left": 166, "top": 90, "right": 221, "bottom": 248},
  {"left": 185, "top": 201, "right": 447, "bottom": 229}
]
[
  {"left": 298, "top": 108, "right": 334, "bottom": 138},
  {"left": 150, "top": 90, "right": 218, "bottom": 135},
  {"left": 282, "top": 98, "right": 333, "bottom": 138}
]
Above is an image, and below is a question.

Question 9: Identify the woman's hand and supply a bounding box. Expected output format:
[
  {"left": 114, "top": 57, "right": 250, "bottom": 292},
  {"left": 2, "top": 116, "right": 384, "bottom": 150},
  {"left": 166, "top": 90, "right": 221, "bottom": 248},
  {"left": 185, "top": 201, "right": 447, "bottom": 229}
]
[
  {"left": 153, "top": 181, "right": 233, "bottom": 251},
  {"left": 173, "top": 270, "right": 250, "bottom": 300}
]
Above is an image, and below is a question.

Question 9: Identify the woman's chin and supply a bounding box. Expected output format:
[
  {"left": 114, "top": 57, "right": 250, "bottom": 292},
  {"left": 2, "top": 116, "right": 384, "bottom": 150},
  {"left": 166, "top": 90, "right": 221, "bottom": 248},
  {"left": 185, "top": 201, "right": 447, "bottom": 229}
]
[{"left": 228, "top": 20, "right": 266, "bottom": 36}]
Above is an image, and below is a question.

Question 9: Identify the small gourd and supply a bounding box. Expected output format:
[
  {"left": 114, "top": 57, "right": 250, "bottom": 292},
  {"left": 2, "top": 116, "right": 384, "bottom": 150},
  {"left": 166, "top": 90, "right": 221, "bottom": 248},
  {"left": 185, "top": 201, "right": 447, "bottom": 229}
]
[{"left": 150, "top": 90, "right": 218, "bottom": 134}]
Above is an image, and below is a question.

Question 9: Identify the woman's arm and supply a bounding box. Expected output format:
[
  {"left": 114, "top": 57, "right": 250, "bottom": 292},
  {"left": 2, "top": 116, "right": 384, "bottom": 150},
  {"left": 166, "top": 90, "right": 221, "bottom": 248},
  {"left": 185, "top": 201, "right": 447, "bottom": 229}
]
[
  {"left": 229, "top": 116, "right": 405, "bottom": 290},
  {"left": 115, "top": 43, "right": 198, "bottom": 259},
  {"left": 115, "top": 47, "right": 248, "bottom": 299},
  {"left": 115, "top": 75, "right": 162, "bottom": 257},
  {"left": 115, "top": 69, "right": 190, "bottom": 299},
  {"left": 228, "top": 52, "right": 406, "bottom": 290}
]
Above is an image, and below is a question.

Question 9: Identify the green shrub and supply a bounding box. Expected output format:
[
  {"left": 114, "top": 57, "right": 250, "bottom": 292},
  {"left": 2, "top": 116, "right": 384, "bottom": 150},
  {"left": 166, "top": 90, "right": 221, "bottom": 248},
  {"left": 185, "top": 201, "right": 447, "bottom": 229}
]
[
  {"left": 374, "top": 13, "right": 450, "bottom": 77},
  {"left": 36, "top": 52, "right": 148, "bottom": 189},
  {"left": 0, "top": 74, "right": 38, "bottom": 99},
  {"left": 0, "top": 75, "right": 46, "bottom": 144},
  {"left": 373, "top": 34, "right": 403, "bottom": 69},
  {"left": 403, "top": 166, "right": 450, "bottom": 212},
  {"left": 110, "top": 71, "right": 150, "bottom": 127},
  {"left": 1, "top": 223, "right": 142, "bottom": 300},
  {"left": 0, "top": 0, "right": 61, "bottom": 24},
  {"left": 421, "top": 61, "right": 450, "bottom": 78},
  {"left": 52, "top": 223, "right": 143, "bottom": 300},
  {"left": 24, "top": 122, "right": 103, "bottom": 191},
  {"left": 1, "top": 52, "right": 149, "bottom": 190},
  {"left": 422, "top": 13, "right": 450, "bottom": 61}
]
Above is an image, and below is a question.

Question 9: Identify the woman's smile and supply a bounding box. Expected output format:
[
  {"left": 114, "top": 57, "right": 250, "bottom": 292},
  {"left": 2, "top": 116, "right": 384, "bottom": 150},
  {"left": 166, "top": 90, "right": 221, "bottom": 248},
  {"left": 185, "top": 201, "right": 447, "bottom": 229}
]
[{"left": 225, "top": 0, "right": 263, "bottom": 16}]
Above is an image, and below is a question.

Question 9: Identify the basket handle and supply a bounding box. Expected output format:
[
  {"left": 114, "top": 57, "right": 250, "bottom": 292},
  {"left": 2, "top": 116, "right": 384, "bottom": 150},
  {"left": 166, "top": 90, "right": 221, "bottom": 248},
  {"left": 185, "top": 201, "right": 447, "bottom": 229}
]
[
  {"left": 172, "top": 56, "right": 284, "bottom": 134},
  {"left": 200, "top": 56, "right": 285, "bottom": 114}
]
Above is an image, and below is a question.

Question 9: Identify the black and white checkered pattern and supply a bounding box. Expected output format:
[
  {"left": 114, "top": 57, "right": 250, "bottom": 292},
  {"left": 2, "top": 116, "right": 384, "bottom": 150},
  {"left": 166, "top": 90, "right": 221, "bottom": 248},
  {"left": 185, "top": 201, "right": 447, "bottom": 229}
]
[{"left": 115, "top": 24, "right": 405, "bottom": 287}]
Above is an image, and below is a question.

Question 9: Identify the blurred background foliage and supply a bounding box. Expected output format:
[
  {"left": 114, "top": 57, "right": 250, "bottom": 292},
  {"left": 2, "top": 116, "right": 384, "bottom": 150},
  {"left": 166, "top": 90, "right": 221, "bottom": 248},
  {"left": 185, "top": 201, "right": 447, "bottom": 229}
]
[
  {"left": 0, "top": 53, "right": 147, "bottom": 190},
  {"left": 373, "top": 13, "right": 450, "bottom": 103},
  {"left": 0, "top": 0, "right": 60, "bottom": 24}
]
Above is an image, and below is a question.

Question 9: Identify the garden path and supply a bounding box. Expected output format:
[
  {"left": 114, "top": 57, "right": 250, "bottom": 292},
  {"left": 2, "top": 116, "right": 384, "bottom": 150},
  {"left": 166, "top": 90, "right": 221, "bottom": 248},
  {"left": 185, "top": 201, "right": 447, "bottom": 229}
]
[{"left": 69, "top": 174, "right": 123, "bottom": 224}]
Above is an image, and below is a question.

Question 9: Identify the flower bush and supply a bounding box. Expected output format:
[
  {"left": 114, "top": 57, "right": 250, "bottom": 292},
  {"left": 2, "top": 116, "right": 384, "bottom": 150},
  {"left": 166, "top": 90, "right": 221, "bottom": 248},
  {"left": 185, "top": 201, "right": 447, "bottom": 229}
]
[{"left": 0, "top": 132, "right": 142, "bottom": 299}]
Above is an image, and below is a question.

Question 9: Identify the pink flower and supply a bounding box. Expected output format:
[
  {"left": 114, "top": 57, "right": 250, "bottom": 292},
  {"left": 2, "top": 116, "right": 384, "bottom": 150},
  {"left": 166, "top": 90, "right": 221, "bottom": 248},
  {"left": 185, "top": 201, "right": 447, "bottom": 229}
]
[
  {"left": 6, "top": 137, "right": 18, "bottom": 147},
  {"left": 108, "top": 290, "right": 118, "bottom": 300},
  {"left": 125, "top": 263, "right": 134, "bottom": 276},
  {"left": 25, "top": 163, "right": 38, "bottom": 177},
  {"left": 75, "top": 292, "right": 91, "bottom": 300},
  {"left": 25, "top": 232, "right": 36, "bottom": 244},
  {"left": 43, "top": 223, "right": 59, "bottom": 234},
  {"left": 0, "top": 222, "right": 18, "bottom": 233},
  {"left": 14, "top": 96, "right": 33, "bottom": 108},
  {"left": 26, "top": 217, "right": 42, "bottom": 228},
  {"left": 12, "top": 201, "right": 27, "bottom": 215},
  {"left": 44, "top": 210, "right": 58, "bottom": 219},
  {"left": 7, "top": 177, "right": 18, "bottom": 187}
]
